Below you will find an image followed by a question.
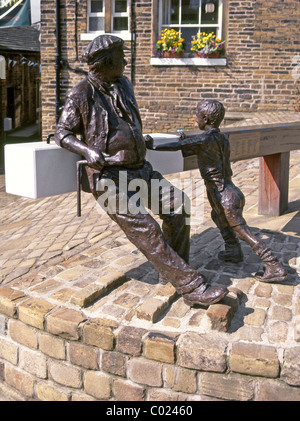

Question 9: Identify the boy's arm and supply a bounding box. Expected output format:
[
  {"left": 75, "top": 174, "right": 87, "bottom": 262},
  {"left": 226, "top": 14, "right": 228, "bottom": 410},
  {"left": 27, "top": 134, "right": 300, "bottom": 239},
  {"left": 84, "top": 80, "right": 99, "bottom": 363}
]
[
  {"left": 144, "top": 132, "right": 205, "bottom": 154},
  {"left": 180, "top": 133, "right": 206, "bottom": 146},
  {"left": 144, "top": 135, "right": 182, "bottom": 151}
]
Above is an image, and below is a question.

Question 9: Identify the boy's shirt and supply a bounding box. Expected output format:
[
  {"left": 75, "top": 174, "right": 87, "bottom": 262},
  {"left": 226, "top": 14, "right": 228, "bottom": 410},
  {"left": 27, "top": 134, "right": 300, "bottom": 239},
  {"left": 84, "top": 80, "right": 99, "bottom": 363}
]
[{"left": 180, "top": 128, "right": 233, "bottom": 191}]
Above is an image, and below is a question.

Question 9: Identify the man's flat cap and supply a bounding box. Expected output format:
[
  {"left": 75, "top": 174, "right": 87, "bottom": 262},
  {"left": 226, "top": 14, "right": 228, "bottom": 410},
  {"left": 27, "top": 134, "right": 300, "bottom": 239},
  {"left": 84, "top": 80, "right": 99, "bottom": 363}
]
[{"left": 82, "top": 34, "right": 129, "bottom": 65}]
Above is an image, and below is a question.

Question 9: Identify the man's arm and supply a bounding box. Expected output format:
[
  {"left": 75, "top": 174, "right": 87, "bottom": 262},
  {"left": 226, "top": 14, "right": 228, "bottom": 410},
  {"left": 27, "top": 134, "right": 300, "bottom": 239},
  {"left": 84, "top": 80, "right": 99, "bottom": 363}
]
[
  {"left": 55, "top": 97, "right": 105, "bottom": 170},
  {"left": 61, "top": 136, "right": 105, "bottom": 170}
]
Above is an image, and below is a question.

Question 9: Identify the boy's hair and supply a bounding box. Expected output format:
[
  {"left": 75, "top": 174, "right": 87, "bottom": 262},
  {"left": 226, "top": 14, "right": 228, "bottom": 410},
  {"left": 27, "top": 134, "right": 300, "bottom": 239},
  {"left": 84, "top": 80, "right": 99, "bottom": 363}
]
[{"left": 197, "top": 100, "right": 225, "bottom": 127}]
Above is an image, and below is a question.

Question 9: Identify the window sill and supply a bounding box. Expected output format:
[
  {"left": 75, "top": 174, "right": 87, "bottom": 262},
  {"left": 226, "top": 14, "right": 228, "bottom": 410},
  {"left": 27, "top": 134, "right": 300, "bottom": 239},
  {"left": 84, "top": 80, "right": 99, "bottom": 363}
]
[
  {"left": 150, "top": 57, "right": 227, "bottom": 66},
  {"left": 80, "top": 32, "right": 132, "bottom": 41}
]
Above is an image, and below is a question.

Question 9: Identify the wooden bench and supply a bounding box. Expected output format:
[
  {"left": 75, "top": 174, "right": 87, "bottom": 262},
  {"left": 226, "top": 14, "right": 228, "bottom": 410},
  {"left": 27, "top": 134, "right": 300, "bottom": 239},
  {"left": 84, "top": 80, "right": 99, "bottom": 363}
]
[{"left": 182, "top": 122, "right": 300, "bottom": 216}]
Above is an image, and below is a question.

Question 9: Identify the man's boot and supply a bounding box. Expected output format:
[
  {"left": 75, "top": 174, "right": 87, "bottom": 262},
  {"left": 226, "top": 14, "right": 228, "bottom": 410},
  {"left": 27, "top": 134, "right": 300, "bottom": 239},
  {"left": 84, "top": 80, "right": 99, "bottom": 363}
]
[
  {"left": 253, "top": 241, "right": 287, "bottom": 283},
  {"left": 175, "top": 275, "right": 228, "bottom": 307},
  {"left": 218, "top": 228, "right": 243, "bottom": 263}
]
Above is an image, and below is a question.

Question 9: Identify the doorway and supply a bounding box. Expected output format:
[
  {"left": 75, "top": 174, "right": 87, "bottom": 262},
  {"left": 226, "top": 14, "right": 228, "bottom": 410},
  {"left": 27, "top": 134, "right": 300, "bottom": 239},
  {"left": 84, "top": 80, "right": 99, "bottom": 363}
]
[{"left": 6, "top": 87, "right": 15, "bottom": 128}]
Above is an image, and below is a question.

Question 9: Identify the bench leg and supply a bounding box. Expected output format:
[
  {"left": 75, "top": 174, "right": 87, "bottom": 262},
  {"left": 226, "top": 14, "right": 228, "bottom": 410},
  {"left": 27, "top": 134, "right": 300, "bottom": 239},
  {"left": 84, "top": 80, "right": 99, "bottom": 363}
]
[{"left": 258, "top": 152, "right": 290, "bottom": 216}]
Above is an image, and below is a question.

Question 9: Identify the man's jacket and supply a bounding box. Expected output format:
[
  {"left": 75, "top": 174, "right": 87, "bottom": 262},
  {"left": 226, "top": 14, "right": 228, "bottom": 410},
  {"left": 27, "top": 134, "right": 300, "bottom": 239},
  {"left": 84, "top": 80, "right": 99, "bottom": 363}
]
[{"left": 55, "top": 75, "right": 146, "bottom": 193}]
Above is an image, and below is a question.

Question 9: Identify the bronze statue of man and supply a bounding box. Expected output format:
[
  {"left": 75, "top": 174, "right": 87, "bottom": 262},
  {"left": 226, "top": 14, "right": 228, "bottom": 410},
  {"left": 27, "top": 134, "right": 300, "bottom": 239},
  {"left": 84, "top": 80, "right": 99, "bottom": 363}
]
[{"left": 55, "top": 34, "right": 228, "bottom": 307}]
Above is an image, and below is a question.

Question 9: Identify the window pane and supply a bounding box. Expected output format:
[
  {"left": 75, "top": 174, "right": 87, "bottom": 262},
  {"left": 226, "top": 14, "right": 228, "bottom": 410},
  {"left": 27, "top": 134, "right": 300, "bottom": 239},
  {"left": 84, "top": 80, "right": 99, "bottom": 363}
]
[
  {"left": 200, "top": 26, "right": 217, "bottom": 37},
  {"left": 115, "top": 0, "right": 127, "bottom": 13},
  {"left": 162, "top": 0, "right": 180, "bottom": 25},
  {"left": 113, "top": 17, "right": 128, "bottom": 31},
  {"left": 90, "top": 0, "right": 103, "bottom": 13},
  {"left": 182, "top": 0, "right": 200, "bottom": 25},
  {"left": 180, "top": 26, "right": 199, "bottom": 43},
  {"left": 201, "top": 0, "right": 219, "bottom": 24},
  {"left": 170, "top": 0, "right": 179, "bottom": 24},
  {"left": 89, "top": 16, "right": 104, "bottom": 31}
]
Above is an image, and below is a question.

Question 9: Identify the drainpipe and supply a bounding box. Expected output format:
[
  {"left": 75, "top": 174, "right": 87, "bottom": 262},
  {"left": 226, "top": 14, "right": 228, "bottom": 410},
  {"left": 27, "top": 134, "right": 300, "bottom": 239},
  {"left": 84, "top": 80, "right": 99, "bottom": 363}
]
[
  {"left": 130, "top": 0, "right": 136, "bottom": 86},
  {"left": 55, "top": 0, "right": 61, "bottom": 123}
]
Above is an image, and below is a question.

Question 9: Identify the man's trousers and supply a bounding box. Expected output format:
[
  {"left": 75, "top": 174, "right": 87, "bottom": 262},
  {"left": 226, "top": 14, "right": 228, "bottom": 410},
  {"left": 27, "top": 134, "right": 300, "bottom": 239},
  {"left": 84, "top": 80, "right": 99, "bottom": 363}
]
[{"left": 92, "top": 161, "right": 203, "bottom": 295}]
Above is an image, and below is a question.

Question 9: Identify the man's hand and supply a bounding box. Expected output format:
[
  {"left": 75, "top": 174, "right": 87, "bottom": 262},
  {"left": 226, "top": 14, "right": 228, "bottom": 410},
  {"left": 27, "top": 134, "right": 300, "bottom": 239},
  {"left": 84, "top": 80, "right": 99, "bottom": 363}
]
[
  {"left": 85, "top": 147, "right": 105, "bottom": 170},
  {"left": 61, "top": 136, "right": 105, "bottom": 170},
  {"left": 144, "top": 135, "right": 154, "bottom": 150}
]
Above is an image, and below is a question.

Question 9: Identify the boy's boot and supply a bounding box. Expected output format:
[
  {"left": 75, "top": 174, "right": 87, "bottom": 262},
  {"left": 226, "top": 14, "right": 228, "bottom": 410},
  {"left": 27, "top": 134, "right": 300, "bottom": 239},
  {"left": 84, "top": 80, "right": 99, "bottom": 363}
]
[
  {"left": 218, "top": 228, "right": 243, "bottom": 263},
  {"left": 253, "top": 241, "right": 287, "bottom": 283}
]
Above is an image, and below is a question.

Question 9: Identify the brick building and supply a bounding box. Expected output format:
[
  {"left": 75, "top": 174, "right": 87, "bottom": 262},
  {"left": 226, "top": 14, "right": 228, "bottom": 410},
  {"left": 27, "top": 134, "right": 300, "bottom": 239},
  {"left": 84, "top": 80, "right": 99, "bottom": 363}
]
[{"left": 40, "top": 0, "right": 300, "bottom": 138}]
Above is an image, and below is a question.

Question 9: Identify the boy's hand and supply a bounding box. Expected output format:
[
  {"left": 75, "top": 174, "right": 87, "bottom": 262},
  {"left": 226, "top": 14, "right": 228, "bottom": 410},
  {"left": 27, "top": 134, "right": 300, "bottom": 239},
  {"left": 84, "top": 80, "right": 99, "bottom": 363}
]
[
  {"left": 144, "top": 135, "right": 154, "bottom": 149},
  {"left": 178, "top": 131, "right": 186, "bottom": 141}
]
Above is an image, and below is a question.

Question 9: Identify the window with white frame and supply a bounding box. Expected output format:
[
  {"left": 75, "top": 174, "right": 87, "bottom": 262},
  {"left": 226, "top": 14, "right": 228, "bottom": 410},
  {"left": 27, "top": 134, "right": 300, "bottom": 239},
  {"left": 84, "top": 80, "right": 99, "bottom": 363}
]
[
  {"left": 88, "top": 0, "right": 105, "bottom": 32},
  {"left": 87, "top": 0, "right": 129, "bottom": 34},
  {"left": 112, "top": 0, "right": 129, "bottom": 32},
  {"left": 159, "top": 0, "right": 223, "bottom": 44}
]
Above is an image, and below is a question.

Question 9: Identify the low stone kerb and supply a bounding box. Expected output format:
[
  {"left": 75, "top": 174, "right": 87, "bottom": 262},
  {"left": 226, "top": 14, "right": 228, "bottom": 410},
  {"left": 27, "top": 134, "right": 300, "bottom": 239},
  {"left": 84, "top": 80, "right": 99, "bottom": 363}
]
[
  {"left": 229, "top": 342, "right": 280, "bottom": 378},
  {"left": 116, "top": 326, "right": 147, "bottom": 356},
  {"left": 0, "top": 287, "right": 27, "bottom": 317},
  {"left": 177, "top": 332, "right": 227, "bottom": 372},
  {"left": 9, "top": 319, "right": 38, "bottom": 349},
  {"left": 127, "top": 357, "right": 163, "bottom": 387},
  {"left": 18, "top": 298, "right": 56, "bottom": 330},
  {"left": 83, "top": 318, "right": 117, "bottom": 350},
  {"left": 143, "top": 332, "right": 176, "bottom": 363},
  {"left": 281, "top": 347, "right": 300, "bottom": 386},
  {"left": 46, "top": 308, "right": 86, "bottom": 340}
]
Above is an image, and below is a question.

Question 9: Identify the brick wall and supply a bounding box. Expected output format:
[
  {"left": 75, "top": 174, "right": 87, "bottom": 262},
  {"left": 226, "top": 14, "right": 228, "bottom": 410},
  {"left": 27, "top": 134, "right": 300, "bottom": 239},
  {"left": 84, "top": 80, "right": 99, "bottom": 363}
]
[
  {"left": 40, "top": 0, "right": 300, "bottom": 138},
  {"left": 1, "top": 287, "right": 300, "bottom": 401}
]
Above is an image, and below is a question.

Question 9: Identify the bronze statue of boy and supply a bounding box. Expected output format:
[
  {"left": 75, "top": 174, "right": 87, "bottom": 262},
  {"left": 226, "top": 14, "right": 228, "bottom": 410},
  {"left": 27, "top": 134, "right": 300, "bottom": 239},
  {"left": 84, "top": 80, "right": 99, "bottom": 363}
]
[
  {"left": 55, "top": 35, "right": 228, "bottom": 307},
  {"left": 146, "top": 99, "right": 287, "bottom": 283}
]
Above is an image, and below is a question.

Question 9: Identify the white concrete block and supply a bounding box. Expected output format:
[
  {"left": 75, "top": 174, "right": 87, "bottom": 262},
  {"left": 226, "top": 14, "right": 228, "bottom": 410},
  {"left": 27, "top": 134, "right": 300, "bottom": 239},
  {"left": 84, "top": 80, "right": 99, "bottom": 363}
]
[
  {"left": 4, "top": 134, "right": 182, "bottom": 199},
  {"left": 145, "top": 133, "right": 183, "bottom": 175},
  {"left": 5, "top": 141, "right": 80, "bottom": 199}
]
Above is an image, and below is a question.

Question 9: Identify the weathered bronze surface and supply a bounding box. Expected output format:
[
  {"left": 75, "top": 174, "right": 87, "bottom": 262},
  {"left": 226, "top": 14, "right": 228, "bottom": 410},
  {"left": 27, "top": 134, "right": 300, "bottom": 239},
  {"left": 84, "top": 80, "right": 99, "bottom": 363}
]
[
  {"left": 55, "top": 35, "right": 228, "bottom": 307},
  {"left": 146, "top": 99, "right": 287, "bottom": 283}
]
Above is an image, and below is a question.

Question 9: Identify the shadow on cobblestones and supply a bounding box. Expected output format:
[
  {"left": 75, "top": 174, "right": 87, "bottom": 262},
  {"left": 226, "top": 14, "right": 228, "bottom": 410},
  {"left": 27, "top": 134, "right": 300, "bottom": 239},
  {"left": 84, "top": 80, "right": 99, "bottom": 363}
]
[
  {"left": 125, "top": 225, "right": 299, "bottom": 290},
  {"left": 194, "top": 227, "right": 299, "bottom": 284},
  {"left": 121, "top": 224, "right": 299, "bottom": 334},
  {"left": 282, "top": 204, "right": 300, "bottom": 237}
]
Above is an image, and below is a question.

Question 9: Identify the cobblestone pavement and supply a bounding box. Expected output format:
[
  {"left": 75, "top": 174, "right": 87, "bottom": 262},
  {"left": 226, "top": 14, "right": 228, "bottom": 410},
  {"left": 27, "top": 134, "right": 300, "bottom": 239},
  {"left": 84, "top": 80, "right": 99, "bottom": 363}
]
[{"left": 0, "top": 114, "right": 299, "bottom": 400}]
